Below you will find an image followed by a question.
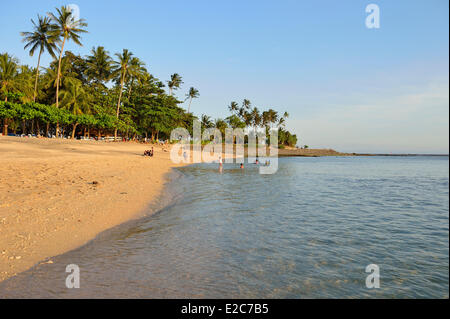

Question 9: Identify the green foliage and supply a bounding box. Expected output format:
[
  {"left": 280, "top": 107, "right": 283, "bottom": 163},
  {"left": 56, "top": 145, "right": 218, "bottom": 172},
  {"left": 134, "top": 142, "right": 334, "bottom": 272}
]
[{"left": 5, "top": 6, "right": 298, "bottom": 143}]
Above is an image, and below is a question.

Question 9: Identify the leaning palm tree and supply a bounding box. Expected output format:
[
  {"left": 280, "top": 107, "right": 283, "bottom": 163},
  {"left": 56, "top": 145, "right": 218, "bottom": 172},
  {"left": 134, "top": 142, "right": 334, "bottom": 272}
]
[
  {"left": 167, "top": 73, "right": 183, "bottom": 96},
  {"left": 85, "top": 46, "right": 112, "bottom": 86},
  {"left": 20, "top": 15, "right": 58, "bottom": 102},
  {"left": 47, "top": 6, "right": 87, "bottom": 109},
  {"left": 185, "top": 87, "right": 199, "bottom": 113},
  {"left": 112, "top": 49, "right": 133, "bottom": 140}
]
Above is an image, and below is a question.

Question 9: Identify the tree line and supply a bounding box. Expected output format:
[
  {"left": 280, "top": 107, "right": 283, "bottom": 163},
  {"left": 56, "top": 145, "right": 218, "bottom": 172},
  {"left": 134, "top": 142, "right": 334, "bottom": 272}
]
[{"left": 0, "top": 6, "right": 297, "bottom": 147}]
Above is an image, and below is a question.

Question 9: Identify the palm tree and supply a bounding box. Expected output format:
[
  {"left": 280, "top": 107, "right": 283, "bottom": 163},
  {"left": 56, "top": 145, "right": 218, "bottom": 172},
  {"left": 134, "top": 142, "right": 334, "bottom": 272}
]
[
  {"left": 21, "top": 15, "right": 58, "bottom": 102},
  {"left": 250, "top": 107, "right": 261, "bottom": 135},
  {"left": 214, "top": 118, "right": 228, "bottom": 137},
  {"left": 0, "top": 53, "right": 19, "bottom": 135},
  {"left": 127, "top": 57, "right": 146, "bottom": 99},
  {"left": 15, "top": 65, "right": 35, "bottom": 102},
  {"left": 112, "top": 49, "right": 133, "bottom": 140},
  {"left": 0, "top": 53, "right": 22, "bottom": 102},
  {"left": 167, "top": 73, "right": 183, "bottom": 96},
  {"left": 201, "top": 114, "right": 213, "bottom": 129},
  {"left": 262, "top": 109, "right": 279, "bottom": 130},
  {"left": 47, "top": 6, "right": 88, "bottom": 109},
  {"left": 43, "top": 57, "right": 77, "bottom": 91},
  {"left": 186, "top": 87, "right": 199, "bottom": 113},
  {"left": 59, "top": 80, "right": 91, "bottom": 138},
  {"left": 85, "top": 46, "right": 112, "bottom": 86},
  {"left": 278, "top": 112, "right": 289, "bottom": 128},
  {"left": 228, "top": 101, "right": 239, "bottom": 114}
]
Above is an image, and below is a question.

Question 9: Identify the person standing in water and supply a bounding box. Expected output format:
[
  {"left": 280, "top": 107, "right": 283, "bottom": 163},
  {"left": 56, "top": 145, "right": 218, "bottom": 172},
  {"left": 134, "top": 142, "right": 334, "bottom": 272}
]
[
  {"left": 218, "top": 156, "right": 223, "bottom": 172},
  {"left": 240, "top": 163, "right": 244, "bottom": 169}
]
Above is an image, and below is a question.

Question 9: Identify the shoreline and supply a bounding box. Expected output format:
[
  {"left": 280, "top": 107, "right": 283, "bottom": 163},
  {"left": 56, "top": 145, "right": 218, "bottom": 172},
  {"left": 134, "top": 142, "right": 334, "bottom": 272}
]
[
  {"left": 2, "top": 137, "right": 446, "bottom": 283},
  {"left": 0, "top": 136, "right": 188, "bottom": 283}
]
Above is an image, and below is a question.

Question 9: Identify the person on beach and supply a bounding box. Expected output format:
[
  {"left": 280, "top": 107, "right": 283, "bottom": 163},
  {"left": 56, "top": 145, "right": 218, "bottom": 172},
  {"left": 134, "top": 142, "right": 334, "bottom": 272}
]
[
  {"left": 240, "top": 163, "right": 244, "bottom": 169},
  {"left": 144, "top": 147, "right": 154, "bottom": 157}
]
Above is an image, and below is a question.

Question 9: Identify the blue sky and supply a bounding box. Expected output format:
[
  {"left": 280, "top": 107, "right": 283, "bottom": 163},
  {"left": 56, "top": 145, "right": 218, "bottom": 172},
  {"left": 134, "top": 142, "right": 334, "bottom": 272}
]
[{"left": 1, "top": 0, "right": 448, "bottom": 153}]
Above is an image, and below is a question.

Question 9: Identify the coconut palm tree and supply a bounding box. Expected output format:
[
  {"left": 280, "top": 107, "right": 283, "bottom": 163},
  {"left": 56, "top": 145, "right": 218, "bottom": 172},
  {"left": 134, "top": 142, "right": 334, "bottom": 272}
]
[
  {"left": 167, "top": 73, "right": 183, "bottom": 96},
  {"left": 43, "top": 57, "right": 77, "bottom": 91},
  {"left": 228, "top": 101, "right": 239, "bottom": 114},
  {"left": 15, "top": 65, "right": 35, "bottom": 102},
  {"left": 262, "top": 109, "right": 279, "bottom": 130},
  {"left": 127, "top": 57, "right": 146, "bottom": 99},
  {"left": 112, "top": 49, "right": 133, "bottom": 140},
  {"left": 250, "top": 107, "right": 261, "bottom": 135},
  {"left": 186, "top": 87, "right": 199, "bottom": 113},
  {"left": 0, "top": 53, "right": 19, "bottom": 135},
  {"left": 278, "top": 112, "right": 289, "bottom": 128},
  {"left": 59, "top": 80, "right": 91, "bottom": 138},
  {"left": 85, "top": 46, "right": 112, "bottom": 86},
  {"left": 214, "top": 118, "right": 228, "bottom": 137},
  {"left": 21, "top": 15, "right": 58, "bottom": 102},
  {"left": 0, "top": 53, "right": 20, "bottom": 102},
  {"left": 47, "top": 6, "right": 88, "bottom": 109},
  {"left": 201, "top": 114, "right": 213, "bottom": 129}
]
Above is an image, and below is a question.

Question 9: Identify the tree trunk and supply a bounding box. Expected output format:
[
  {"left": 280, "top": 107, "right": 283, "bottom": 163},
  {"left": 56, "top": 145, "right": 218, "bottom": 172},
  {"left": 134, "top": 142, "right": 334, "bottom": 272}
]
[
  {"left": 127, "top": 78, "right": 134, "bottom": 99},
  {"left": 71, "top": 123, "right": 78, "bottom": 139},
  {"left": 33, "top": 50, "right": 42, "bottom": 102},
  {"left": 46, "top": 122, "right": 49, "bottom": 137},
  {"left": 55, "top": 36, "right": 67, "bottom": 109},
  {"left": 36, "top": 120, "right": 40, "bottom": 137},
  {"left": 188, "top": 97, "right": 193, "bottom": 113},
  {"left": 3, "top": 119, "right": 8, "bottom": 136},
  {"left": 114, "top": 69, "right": 127, "bottom": 141},
  {"left": 22, "top": 120, "right": 26, "bottom": 135},
  {"left": 55, "top": 37, "right": 67, "bottom": 138}
]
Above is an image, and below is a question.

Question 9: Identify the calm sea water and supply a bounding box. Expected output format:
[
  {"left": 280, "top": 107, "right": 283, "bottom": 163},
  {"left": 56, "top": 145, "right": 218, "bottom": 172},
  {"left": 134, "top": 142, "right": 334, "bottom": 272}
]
[{"left": 0, "top": 156, "right": 448, "bottom": 298}]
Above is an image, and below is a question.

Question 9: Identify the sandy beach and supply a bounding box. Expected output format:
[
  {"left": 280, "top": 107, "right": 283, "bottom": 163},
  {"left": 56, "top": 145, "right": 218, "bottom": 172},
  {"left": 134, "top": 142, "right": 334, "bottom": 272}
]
[{"left": 0, "top": 136, "right": 186, "bottom": 283}]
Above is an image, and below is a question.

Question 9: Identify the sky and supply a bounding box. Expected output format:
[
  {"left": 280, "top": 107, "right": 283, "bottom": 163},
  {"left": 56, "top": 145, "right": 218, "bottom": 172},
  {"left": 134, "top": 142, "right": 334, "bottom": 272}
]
[{"left": 1, "top": 0, "right": 448, "bottom": 153}]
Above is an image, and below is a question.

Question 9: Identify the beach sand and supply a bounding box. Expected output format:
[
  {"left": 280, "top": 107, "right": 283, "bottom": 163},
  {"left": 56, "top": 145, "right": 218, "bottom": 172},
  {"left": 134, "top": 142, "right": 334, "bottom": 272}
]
[{"left": 0, "top": 136, "right": 185, "bottom": 283}]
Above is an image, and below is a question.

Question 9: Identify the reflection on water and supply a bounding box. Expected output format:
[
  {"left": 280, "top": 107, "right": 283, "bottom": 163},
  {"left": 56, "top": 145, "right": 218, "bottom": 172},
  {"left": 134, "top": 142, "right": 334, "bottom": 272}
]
[{"left": 0, "top": 156, "right": 448, "bottom": 298}]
